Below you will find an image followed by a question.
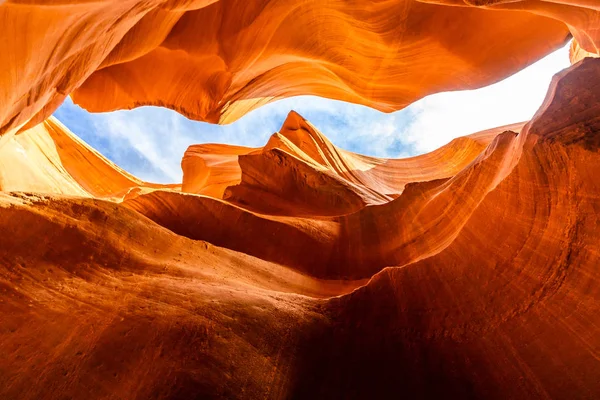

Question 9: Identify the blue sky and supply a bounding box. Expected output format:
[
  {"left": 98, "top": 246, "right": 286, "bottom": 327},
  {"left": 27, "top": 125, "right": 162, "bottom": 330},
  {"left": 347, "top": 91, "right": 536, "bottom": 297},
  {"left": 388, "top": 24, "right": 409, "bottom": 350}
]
[{"left": 54, "top": 44, "right": 570, "bottom": 183}]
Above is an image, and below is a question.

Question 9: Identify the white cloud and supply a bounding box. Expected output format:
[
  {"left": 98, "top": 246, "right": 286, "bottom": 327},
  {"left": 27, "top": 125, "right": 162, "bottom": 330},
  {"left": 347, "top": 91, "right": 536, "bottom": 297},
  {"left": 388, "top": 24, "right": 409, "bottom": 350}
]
[
  {"left": 55, "top": 43, "right": 571, "bottom": 183},
  {"left": 399, "top": 44, "right": 571, "bottom": 153},
  {"left": 91, "top": 108, "right": 187, "bottom": 181}
]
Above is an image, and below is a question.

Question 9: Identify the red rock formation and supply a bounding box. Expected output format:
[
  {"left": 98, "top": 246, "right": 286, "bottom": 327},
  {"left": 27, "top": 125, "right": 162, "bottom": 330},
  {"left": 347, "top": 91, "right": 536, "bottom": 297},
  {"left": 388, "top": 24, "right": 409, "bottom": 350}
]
[
  {"left": 0, "top": 192, "right": 364, "bottom": 399},
  {"left": 8, "top": 0, "right": 600, "bottom": 139},
  {"left": 0, "top": 116, "right": 177, "bottom": 199},
  {"left": 570, "top": 39, "right": 599, "bottom": 64},
  {"left": 2, "top": 1, "right": 600, "bottom": 398},
  {"left": 301, "top": 58, "right": 600, "bottom": 398},
  {"left": 181, "top": 143, "right": 258, "bottom": 198},
  {"left": 129, "top": 115, "right": 522, "bottom": 277},
  {"left": 1, "top": 53, "right": 600, "bottom": 399},
  {"left": 182, "top": 110, "right": 517, "bottom": 215}
]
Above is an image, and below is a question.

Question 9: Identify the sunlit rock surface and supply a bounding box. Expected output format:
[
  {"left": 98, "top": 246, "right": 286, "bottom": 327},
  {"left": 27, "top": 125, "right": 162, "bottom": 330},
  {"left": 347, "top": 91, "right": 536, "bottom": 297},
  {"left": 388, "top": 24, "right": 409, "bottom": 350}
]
[
  {"left": 571, "top": 38, "right": 600, "bottom": 64},
  {"left": 7, "top": 0, "right": 600, "bottom": 138},
  {"left": 1, "top": 52, "right": 600, "bottom": 398},
  {"left": 0, "top": 117, "right": 177, "bottom": 199},
  {"left": 2, "top": 0, "right": 600, "bottom": 398}
]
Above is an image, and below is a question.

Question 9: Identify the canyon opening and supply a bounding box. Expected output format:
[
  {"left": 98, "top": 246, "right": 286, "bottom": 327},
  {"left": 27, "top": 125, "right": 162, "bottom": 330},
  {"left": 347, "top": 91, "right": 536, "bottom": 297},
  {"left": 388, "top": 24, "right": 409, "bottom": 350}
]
[{"left": 1, "top": 2, "right": 600, "bottom": 399}]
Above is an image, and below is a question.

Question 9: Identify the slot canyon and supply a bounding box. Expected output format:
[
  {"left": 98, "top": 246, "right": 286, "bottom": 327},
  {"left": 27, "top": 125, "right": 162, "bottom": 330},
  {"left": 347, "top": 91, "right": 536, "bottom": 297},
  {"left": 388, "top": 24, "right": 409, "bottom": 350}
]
[{"left": 1, "top": 1, "right": 600, "bottom": 399}]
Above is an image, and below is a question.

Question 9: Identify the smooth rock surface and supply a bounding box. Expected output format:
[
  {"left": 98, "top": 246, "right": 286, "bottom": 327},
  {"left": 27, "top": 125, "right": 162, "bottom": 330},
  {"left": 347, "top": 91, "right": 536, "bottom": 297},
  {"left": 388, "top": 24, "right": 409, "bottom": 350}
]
[
  {"left": 6, "top": 0, "right": 600, "bottom": 138},
  {"left": 1, "top": 55, "right": 600, "bottom": 399}
]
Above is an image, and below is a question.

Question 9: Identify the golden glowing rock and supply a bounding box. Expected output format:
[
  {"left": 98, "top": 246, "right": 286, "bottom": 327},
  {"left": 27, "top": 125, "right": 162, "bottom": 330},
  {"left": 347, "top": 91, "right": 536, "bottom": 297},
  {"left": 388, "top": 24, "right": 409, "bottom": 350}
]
[
  {"left": 181, "top": 143, "right": 258, "bottom": 198},
  {"left": 1, "top": 58, "right": 600, "bottom": 398},
  {"left": 1, "top": 1, "right": 600, "bottom": 398},
  {"left": 181, "top": 110, "right": 519, "bottom": 218},
  {"left": 0, "top": 116, "right": 176, "bottom": 199},
  {"left": 7, "top": 0, "right": 600, "bottom": 139},
  {"left": 571, "top": 38, "right": 600, "bottom": 64}
]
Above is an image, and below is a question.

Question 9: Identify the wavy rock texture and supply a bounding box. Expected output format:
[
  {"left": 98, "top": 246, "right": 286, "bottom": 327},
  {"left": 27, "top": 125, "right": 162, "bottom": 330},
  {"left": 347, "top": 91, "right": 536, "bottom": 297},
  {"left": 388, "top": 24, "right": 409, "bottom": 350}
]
[
  {"left": 1, "top": 55, "right": 600, "bottom": 399},
  {"left": 570, "top": 39, "right": 600, "bottom": 64},
  {"left": 0, "top": 117, "right": 177, "bottom": 200},
  {"left": 181, "top": 143, "right": 258, "bottom": 198},
  {"left": 6, "top": 0, "right": 600, "bottom": 140}
]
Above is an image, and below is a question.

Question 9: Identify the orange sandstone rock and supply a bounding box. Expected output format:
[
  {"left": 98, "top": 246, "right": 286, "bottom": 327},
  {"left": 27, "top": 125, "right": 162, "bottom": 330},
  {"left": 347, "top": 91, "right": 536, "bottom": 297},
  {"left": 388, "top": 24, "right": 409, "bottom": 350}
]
[
  {"left": 0, "top": 116, "right": 176, "bottom": 199},
  {"left": 1, "top": 0, "right": 600, "bottom": 397},
  {"left": 181, "top": 143, "right": 258, "bottom": 198},
  {"left": 1, "top": 58, "right": 600, "bottom": 399},
  {"left": 5, "top": 0, "right": 597, "bottom": 139},
  {"left": 570, "top": 39, "right": 599, "bottom": 64}
]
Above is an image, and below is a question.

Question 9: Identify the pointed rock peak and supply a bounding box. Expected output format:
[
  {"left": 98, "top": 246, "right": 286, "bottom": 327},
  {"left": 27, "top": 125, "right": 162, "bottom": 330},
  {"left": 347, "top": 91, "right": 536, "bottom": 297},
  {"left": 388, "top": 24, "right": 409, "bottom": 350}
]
[
  {"left": 278, "top": 110, "right": 329, "bottom": 146},
  {"left": 276, "top": 111, "right": 334, "bottom": 165},
  {"left": 280, "top": 110, "right": 310, "bottom": 132},
  {"left": 264, "top": 132, "right": 292, "bottom": 153}
]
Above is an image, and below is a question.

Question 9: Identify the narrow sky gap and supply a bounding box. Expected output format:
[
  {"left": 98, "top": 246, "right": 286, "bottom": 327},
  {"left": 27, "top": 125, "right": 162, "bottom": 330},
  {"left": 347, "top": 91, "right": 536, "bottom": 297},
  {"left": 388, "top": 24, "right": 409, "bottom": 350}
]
[{"left": 53, "top": 44, "right": 570, "bottom": 184}]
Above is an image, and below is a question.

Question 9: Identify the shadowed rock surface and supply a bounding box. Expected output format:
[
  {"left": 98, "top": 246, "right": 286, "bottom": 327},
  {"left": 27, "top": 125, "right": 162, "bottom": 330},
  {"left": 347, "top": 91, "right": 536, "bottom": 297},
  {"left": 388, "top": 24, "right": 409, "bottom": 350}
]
[{"left": 1, "top": 2, "right": 600, "bottom": 398}]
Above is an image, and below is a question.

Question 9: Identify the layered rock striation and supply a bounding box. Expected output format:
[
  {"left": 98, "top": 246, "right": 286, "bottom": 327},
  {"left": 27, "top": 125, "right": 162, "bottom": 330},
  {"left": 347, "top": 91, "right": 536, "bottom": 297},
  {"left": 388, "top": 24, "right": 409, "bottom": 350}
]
[
  {"left": 1, "top": 53, "right": 600, "bottom": 398},
  {"left": 3, "top": 0, "right": 600, "bottom": 139},
  {"left": 2, "top": 0, "right": 600, "bottom": 397}
]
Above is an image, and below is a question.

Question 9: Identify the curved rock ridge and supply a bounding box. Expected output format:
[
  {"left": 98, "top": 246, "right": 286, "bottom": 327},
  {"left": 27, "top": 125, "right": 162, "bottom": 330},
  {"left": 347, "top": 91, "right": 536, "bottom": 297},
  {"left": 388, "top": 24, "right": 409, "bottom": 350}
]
[
  {"left": 126, "top": 127, "right": 522, "bottom": 279},
  {"left": 184, "top": 110, "right": 515, "bottom": 216},
  {"left": 181, "top": 143, "right": 259, "bottom": 198},
  {"left": 1, "top": 57, "right": 600, "bottom": 399},
  {"left": 7, "top": 0, "right": 600, "bottom": 138},
  {"left": 0, "top": 116, "right": 176, "bottom": 200},
  {"left": 138, "top": 113, "right": 524, "bottom": 278},
  {"left": 0, "top": 191, "right": 365, "bottom": 399},
  {"left": 570, "top": 39, "right": 600, "bottom": 64},
  {"left": 418, "top": 0, "right": 600, "bottom": 56},
  {"left": 302, "top": 59, "right": 600, "bottom": 396},
  {"left": 303, "top": 133, "right": 600, "bottom": 399}
]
